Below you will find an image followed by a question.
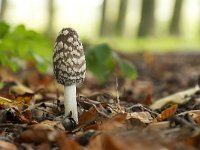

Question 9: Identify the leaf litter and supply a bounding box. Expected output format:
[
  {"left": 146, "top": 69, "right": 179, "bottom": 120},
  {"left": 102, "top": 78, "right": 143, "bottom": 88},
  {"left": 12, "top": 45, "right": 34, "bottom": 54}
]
[{"left": 0, "top": 53, "right": 200, "bottom": 149}]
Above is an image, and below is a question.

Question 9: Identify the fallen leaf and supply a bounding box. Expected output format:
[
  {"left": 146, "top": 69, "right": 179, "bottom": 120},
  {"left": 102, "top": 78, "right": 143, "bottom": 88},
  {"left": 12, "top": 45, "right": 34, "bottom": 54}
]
[
  {"left": 55, "top": 132, "right": 83, "bottom": 150},
  {"left": 88, "top": 134, "right": 132, "bottom": 150},
  {"left": 78, "top": 103, "right": 109, "bottom": 127},
  {"left": 143, "top": 93, "right": 153, "bottom": 106},
  {"left": 111, "top": 113, "right": 127, "bottom": 124},
  {"left": 160, "top": 104, "right": 178, "bottom": 121},
  {"left": 0, "top": 92, "right": 34, "bottom": 109},
  {"left": 150, "top": 87, "right": 199, "bottom": 109},
  {"left": 22, "top": 109, "right": 32, "bottom": 120},
  {"left": 31, "top": 120, "right": 65, "bottom": 131},
  {"left": 0, "top": 96, "right": 15, "bottom": 106},
  {"left": 36, "top": 142, "right": 50, "bottom": 150},
  {"left": 194, "top": 116, "right": 200, "bottom": 125},
  {"left": 127, "top": 111, "right": 153, "bottom": 123},
  {"left": 0, "top": 140, "right": 17, "bottom": 150},
  {"left": 78, "top": 106, "right": 97, "bottom": 126},
  {"left": 19, "top": 129, "right": 50, "bottom": 143},
  {"left": 10, "top": 82, "right": 33, "bottom": 95},
  {"left": 15, "top": 92, "right": 34, "bottom": 105}
]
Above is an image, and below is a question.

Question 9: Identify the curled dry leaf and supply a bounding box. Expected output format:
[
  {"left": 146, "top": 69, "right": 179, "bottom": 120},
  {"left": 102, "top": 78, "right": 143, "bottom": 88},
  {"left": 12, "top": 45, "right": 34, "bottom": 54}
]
[
  {"left": 150, "top": 87, "right": 199, "bottom": 109},
  {"left": 160, "top": 104, "right": 178, "bottom": 121}
]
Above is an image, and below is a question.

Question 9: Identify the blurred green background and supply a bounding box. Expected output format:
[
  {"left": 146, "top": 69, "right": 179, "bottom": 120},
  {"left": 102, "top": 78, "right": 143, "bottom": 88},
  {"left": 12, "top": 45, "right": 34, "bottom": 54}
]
[
  {"left": 1, "top": 0, "right": 200, "bottom": 51},
  {"left": 0, "top": 0, "right": 200, "bottom": 83}
]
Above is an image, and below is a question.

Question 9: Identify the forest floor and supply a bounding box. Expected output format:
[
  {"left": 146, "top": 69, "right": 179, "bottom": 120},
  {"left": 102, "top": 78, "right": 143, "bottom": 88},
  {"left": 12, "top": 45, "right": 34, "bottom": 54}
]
[{"left": 0, "top": 52, "right": 200, "bottom": 150}]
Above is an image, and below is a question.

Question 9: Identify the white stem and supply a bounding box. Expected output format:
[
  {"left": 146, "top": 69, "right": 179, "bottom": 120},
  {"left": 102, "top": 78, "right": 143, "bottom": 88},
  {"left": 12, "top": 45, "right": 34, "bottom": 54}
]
[{"left": 64, "top": 85, "right": 78, "bottom": 123}]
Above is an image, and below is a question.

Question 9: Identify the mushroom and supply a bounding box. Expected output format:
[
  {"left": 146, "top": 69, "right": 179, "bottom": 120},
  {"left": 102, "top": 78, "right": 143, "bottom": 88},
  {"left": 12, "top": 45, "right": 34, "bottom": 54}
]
[{"left": 53, "top": 28, "right": 86, "bottom": 123}]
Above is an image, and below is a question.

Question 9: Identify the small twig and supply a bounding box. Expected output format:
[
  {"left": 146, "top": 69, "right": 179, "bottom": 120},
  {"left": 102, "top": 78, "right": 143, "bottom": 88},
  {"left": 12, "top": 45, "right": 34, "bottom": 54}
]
[
  {"left": 115, "top": 77, "right": 122, "bottom": 112},
  {"left": 126, "top": 104, "right": 159, "bottom": 116},
  {"left": 92, "top": 104, "right": 111, "bottom": 119}
]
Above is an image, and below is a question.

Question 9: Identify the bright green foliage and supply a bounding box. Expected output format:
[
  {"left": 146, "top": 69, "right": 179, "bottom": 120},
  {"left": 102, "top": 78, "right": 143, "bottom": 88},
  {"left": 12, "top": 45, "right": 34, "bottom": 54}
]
[
  {"left": 0, "top": 22, "right": 52, "bottom": 72},
  {"left": 117, "top": 59, "right": 137, "bottom": 80},
  {"left": 86, "top": 44, "right": 116, "bottom": 83},
  {"left": 86, "top": 44, "right": 137, "bottom": 83},
  {"left": 0, "top": 22, "right": 9, "bottom": 38}
]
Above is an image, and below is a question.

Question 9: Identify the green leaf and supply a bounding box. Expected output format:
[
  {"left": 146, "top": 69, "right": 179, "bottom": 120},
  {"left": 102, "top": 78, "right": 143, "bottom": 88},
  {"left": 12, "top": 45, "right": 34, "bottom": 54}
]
[
  {"left": 86, "top": 44, "right": 116, "bottom": 83},
  {"left": 0, "top": 82, "right": 4, "bottom": 89},
  {"left": 0, "top": 23, "right": 52, "bottom": 73},
  {"left": 118, "top": 59, "right": 137, "bottom": 80},
  {"left": 0, "top": 21, "right": 9, "bottom": 38}
]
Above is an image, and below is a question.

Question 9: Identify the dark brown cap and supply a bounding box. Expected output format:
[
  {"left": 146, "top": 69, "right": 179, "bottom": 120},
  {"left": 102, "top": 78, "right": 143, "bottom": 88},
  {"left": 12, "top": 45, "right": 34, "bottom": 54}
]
[{"left": 53, "top": 28, "right": 86, "bottom": 86}]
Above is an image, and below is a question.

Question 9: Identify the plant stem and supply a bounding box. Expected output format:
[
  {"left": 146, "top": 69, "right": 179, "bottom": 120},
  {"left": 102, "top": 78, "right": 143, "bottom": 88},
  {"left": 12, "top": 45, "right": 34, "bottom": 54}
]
[{"left": 64, "top": 85, "right": 78, "bottom": 123}]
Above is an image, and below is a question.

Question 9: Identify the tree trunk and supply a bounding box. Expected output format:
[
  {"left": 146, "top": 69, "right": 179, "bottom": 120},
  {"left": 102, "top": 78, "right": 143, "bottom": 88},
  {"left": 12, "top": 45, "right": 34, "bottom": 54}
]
[
  {"left": 99, "top": 0, "right": 107, "bottom": 36},
  {"left": 169, "top": 0, "right": 184, "bottom": 36},
  {"left": 0, "top": 0, "right": 7, "bottom": 20},
  {"left": 115, "top": 0, "right": 128, "bottom": 36},
  {"left": 138, "top": 0, "right": 155, "bottom": 37},
  {"left": 46, "top": 0, "right": 54, "bottom": 38}
]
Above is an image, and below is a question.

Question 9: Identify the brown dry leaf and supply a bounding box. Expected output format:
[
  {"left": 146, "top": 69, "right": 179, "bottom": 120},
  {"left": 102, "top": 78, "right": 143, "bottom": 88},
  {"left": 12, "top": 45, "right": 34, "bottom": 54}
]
[
  {"left": 111, "top": 113, "right": 127, "bottom": 124},
  {"left": 127, "top": 111, "right": 153, "bottom": 123},
  {"left": 31, "top": 120, "right": 65, "bottom": 131},
  {"left": 0, "top": 140, "right": 17, "bottom": 150},
  {"left": 160, "top": 104, "right": 178, "bottom": 121},
  {"left": 99, "top": 116, "right": 126, "bottom": 132},
  {"left": 88, "top": 134, "right": 131, "bottom": 150},
  {"left": 19, "top": 129, "right": 50, "bottom": 143},
  {"left": 194, "top": 116, "right": 200, "bottom": 125},
  {"left": 15, "top": 92, "right": 34, "bottom": 105},
  {"left": 78, "top": 103, "right": 108, "bottom": 127},
  {"left": 22, "top": 109, "right": 32, "bottom": 120},
  {"left": 36, "top": 142, "right": 50, "bottom": 150},
  {"left": 78, "top": 106, "right": 97, "bottom": 126},
  {"left": 143, "top": 93, "right": 153, "bottom": 106},
  {"left": 55, "top": 132, "right": 83, "bottom": 150},
  {"left": 87, "top": 134, "right": 102, "bottom": 150},
  {"left": 184, "top": 136, "right": 200, "bottom": 148}
]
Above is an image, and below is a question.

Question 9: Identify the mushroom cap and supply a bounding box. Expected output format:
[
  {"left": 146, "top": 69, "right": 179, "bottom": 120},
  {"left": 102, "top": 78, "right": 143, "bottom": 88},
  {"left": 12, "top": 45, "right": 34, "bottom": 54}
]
[{"left": 53, "top": 28, "right": 86, "bottom": 86}]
